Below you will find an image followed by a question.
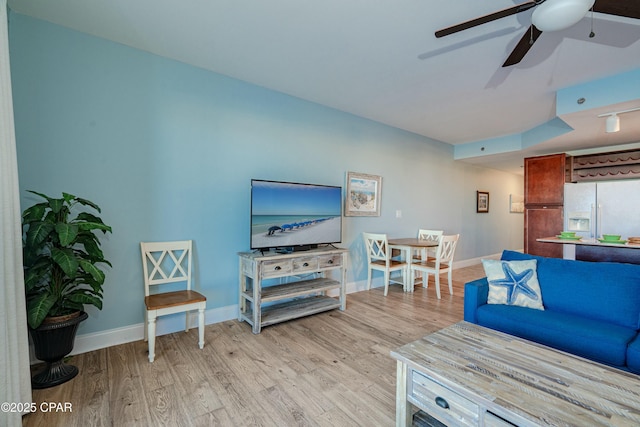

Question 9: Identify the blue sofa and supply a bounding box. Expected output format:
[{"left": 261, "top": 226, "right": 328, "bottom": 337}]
[{"left": 464, "top": 250, "right": 640, "bottom": 374}]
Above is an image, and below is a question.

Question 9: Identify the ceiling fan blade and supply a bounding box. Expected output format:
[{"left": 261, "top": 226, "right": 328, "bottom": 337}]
[
  {"left": 593, "top": 0, "right": 640, "bottom": 19},
  {"left": 435, "top": 1, "right": 539, "bottom": 38},
  {"left": 502, "top": 25, "right": 543, "bottom": 67}
]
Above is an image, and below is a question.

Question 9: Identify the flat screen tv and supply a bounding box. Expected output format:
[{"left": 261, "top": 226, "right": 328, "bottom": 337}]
[{"left": 251, "top": 179, "right": 342, "bottom": 251}]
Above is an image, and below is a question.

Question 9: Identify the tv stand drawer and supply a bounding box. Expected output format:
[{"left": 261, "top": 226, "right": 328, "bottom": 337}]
[
  {"left": 318, "top": 254, "right": 342, "bottom": 268},
  {"left": 261, "top": 259, "right": 293, "bottom": 278},
  {"left": 293, "top": 256, "right": 319, "bottom": 273}
]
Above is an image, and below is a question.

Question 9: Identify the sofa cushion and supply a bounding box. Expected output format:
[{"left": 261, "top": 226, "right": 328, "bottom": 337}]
[
  {"left": 500, "top": 250, "right": 640, "bottom": 330},
  {"left": 483, "top": 259, "right": 544, "bottom": 310},
  {"left": 627, "top": 336, "right": 640, "bottom": 375},
  {"left": 476, "top": 304, "right": 637, "bottom": 368}
]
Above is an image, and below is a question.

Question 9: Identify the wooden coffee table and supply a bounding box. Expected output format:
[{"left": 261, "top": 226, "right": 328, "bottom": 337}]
[{"left": 391, "top": 322, "right": 640, "bottom": 427}]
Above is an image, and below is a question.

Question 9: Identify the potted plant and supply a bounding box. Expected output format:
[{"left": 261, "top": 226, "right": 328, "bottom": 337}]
[{"left": 22, "top": 191, "right": 112, "bottom": 388}]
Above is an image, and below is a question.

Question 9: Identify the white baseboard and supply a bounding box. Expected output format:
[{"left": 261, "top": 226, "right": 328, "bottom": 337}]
[
  {"left": 68, "top": 305, "right": 238, "bottom": 357},
  {"left": 455, "top": 251, "right": 505, "bottom": 267},
  {"left": 49, "top": 254, "right": 505, "bottom": 359},
  {"left": 339, "top": 253, "right": 504, "bottom": 293},
  {"left": 30, "top": 306, "right": 238, "bottom": 363}
]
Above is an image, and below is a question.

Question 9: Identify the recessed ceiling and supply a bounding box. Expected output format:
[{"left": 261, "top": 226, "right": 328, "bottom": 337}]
[{"left": 8, "top": 0, "right": 640, "bottom": 175}]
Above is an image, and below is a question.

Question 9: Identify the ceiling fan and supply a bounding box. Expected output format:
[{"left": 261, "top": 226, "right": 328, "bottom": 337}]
[{"left": 435, "top": 0, "right": 640, "bottom": 67}]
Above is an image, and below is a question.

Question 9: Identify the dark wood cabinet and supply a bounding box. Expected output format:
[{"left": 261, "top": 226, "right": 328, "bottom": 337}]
[
  {"left": 524, "top": 207, "right": 563, "bottom": 258},
  {"left": 524, "top": 153, "right": 567, "bottom": 258},
  {"left": 524, "top": 154, "right": 566, "bottom": 205}
]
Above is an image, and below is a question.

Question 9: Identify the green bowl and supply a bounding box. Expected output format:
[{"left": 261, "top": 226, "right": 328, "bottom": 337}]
[
  {"left": 560, "top": 231, "right": 576, "bottom": 237},
  {"left": 602, "top": 234, "right": 621, "bottom": 241}
]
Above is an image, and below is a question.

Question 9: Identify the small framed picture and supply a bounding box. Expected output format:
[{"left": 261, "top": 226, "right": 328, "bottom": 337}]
[
  {"left": 477, "top": 191, "right": 489, "bottom": 213},
  {"left": 345, "top": 172, "right": 382, "bottom": 216}
]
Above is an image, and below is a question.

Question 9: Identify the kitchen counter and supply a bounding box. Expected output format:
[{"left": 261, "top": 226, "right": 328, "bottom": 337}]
[
  {"left": 537, "top": 236, "right": 640, "bottom": 248},
  {"left": 537, "top": 236, "right": 640, "bottom": 264}
]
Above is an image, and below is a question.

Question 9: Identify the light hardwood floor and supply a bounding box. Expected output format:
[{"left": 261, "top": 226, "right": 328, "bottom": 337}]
[{"left": 23, "top": 265, "right": 485, "bottom": 427}]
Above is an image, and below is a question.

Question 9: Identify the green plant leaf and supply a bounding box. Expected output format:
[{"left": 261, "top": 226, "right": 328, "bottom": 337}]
[
  {"left": 76, "top": 234, "right": 103, "bottom": 260},
  {"left": 76, "top": 219, "right": 112, "bottom": 233},
  {"left": 25, "top": 221, "right": 55, "bottom": 247},
  {"left": 74, "top": 196, "right": 101, "bottom": 212},
  {"left": 23, "top": 243, "right": 51, "bottom": 267},
  {"left": 61, "top": 299, "right": 85, "bottom": 313},
  {"left": 62, "top": 192, "right": 76, "bottom": 203},
  {"left": 22, "top": 203, "right": 46, "bottom": 223},
  {"left": 24, "top": 258, "right": 52, "bottom": 291},
  {"left": 52, "top": 247, "right": 79, "bottom": 279},
  {"left": 67, "top": 291, "right": 103, "bottom": 310},
  {"left": 55, "top": 222, "right": 79, "bottom": 246},
  {"left": 27, "top": 292, "right": 57, "bottom": 329},
  {"left": 26, "top": 190, "right": 52, "bottom": 203},
  {"left": 48, "top": 197, "right": 65, "bottom": 214},
  {"left": 79, "top": 259, "right": 106, "bottom": 284},
  {"left": 76, "top": 273, "right": 102, "bottom": 293},
  {"left": 75, "top": 212, "right": 101, "bottom": 223},
  {"left": 75, "top": 212, "right": 112, "bottom": 233}
]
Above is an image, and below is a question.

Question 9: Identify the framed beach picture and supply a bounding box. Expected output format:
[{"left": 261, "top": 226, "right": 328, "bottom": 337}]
[
  {"left": 345, "top": 172, "right": 382, "bottom": 216},
  {"left": 477, "top": 191, "right": 489, "bottom": 213}
]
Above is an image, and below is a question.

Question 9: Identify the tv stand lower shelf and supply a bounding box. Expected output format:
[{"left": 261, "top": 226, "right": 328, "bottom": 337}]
[{"left": 238, "top": 248, "right": 347, "bottom": 334}]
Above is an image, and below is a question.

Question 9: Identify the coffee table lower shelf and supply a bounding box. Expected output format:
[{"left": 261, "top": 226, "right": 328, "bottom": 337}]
[
  {"left": 391, "top": 321, "right": 640, "bottom": 427},
  {"left": 412, "top": 410, "right": 446, "bottom": 427}
]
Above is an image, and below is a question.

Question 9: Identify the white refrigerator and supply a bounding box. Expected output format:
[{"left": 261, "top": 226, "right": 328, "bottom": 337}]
[{"left": 564, "top": 180, "right": 640, "bottom": 240}]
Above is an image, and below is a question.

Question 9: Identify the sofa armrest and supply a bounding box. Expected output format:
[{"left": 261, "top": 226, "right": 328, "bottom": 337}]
[{"left": 464, "top": 277, "right": 489, "bottom": 324}]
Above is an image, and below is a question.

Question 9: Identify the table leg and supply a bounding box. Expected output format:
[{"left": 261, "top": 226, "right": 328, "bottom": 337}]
[
  {"left": 395, "top": 245, "right": 412, "bottom": 292},
  {"left": 396, "top": 360, "right": 411, "bottom": 427},
  {"left": 390, "top": 243, "right": 426, "bottom": 293},
  {"left": 406, "top": 247, "right": 414, "bottom": 293}
]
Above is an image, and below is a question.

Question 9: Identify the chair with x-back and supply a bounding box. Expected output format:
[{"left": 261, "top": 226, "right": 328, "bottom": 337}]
[
  {"left": 409, "top": 234, "right": 459, "bottom": 299},
  {"left": 415, "top": 229, "right": 444, "bottom": 262},
  {"left": 141, "top": 240, "right": 206, "bottom": 362},
  {"left": 363, "top": 232, "right": 407, "bottom": 296}
]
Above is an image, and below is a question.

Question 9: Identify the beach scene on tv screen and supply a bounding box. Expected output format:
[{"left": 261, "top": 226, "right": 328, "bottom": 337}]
[{"left": 251, "top": 181, "right": 342, "bottom": 249}]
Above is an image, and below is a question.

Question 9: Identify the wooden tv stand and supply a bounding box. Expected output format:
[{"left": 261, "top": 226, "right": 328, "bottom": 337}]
[
  {"left": 238, "top": 247, "right": 347, "bottom": 334},
  {"left": 391, "top": 322, "right": 640, "bottom": 427}
]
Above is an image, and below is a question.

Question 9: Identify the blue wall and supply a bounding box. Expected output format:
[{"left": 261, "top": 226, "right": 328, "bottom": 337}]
[{"left": 9, "top": 13, "right": 524, "bottom": 335}]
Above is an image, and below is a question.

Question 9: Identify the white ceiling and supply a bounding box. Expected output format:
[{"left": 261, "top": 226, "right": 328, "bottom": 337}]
[{"left": 8, "top": 0, "right": 640, "bottom": 175}]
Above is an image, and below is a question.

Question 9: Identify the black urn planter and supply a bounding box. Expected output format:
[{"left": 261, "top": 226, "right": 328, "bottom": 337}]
[{"left": 29, "top": 311, "right": 88, "bottom": 389}]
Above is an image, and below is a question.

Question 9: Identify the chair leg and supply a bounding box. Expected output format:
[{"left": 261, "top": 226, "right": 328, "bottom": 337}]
[
  {"left": 198, "top": 307, "right": 205, "bottom": 349},
  {"left": 383, "top": 271, "right": 390, "bottom": 296},
  {"left": 403, "top": 267, "right": 409, "bottom": 292},
  {"left": 423, "top": 272, "right": 429, "bottom": 289},
  {"left": 147, "top": 312, "right": 157, "bottom": 363},
  {"left": 409, "top": 267, "right": 415, "bottom": 291},
  {"left": 143, "top": 310, "right": 148, "bottom": 342},
  {"left": 367, "top": 268, "right": 372, "bottom": 290},
  {"left": 434, "top": 273, "right": 442, "bottom": 299},
  {"left": 447, "top": 269, "right": 454, "bottom": 295}
]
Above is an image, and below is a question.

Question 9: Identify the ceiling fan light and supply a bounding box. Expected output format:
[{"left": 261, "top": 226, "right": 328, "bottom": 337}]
[
  {"left": 606, "top": 114, "right": 620, "bottom": 133},
  {"left": 531, "top": 0, "right": 595, "bottom": 32}
]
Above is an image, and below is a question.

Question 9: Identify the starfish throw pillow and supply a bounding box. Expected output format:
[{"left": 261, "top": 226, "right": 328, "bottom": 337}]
[{"left": 482, "top": 259, "right": 544, "bottom": 310}]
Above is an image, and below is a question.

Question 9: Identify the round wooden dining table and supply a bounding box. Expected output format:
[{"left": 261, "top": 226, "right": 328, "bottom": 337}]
[{"left": 387, "top": 238, "right": 439, "bottom": 292}]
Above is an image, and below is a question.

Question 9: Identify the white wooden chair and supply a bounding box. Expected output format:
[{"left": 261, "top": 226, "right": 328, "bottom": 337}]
[
  {"left": 410, "top": 234, "right": 459, "bottom": 299},
  {"left": 415, "top": 229, "right": 444, "bottom": 262},
  {"left": 141, "top": 240, "right": 206, "bottom": 362},
  {"left": 363, "top": 232, "right": 407, "bottom": 296}
]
